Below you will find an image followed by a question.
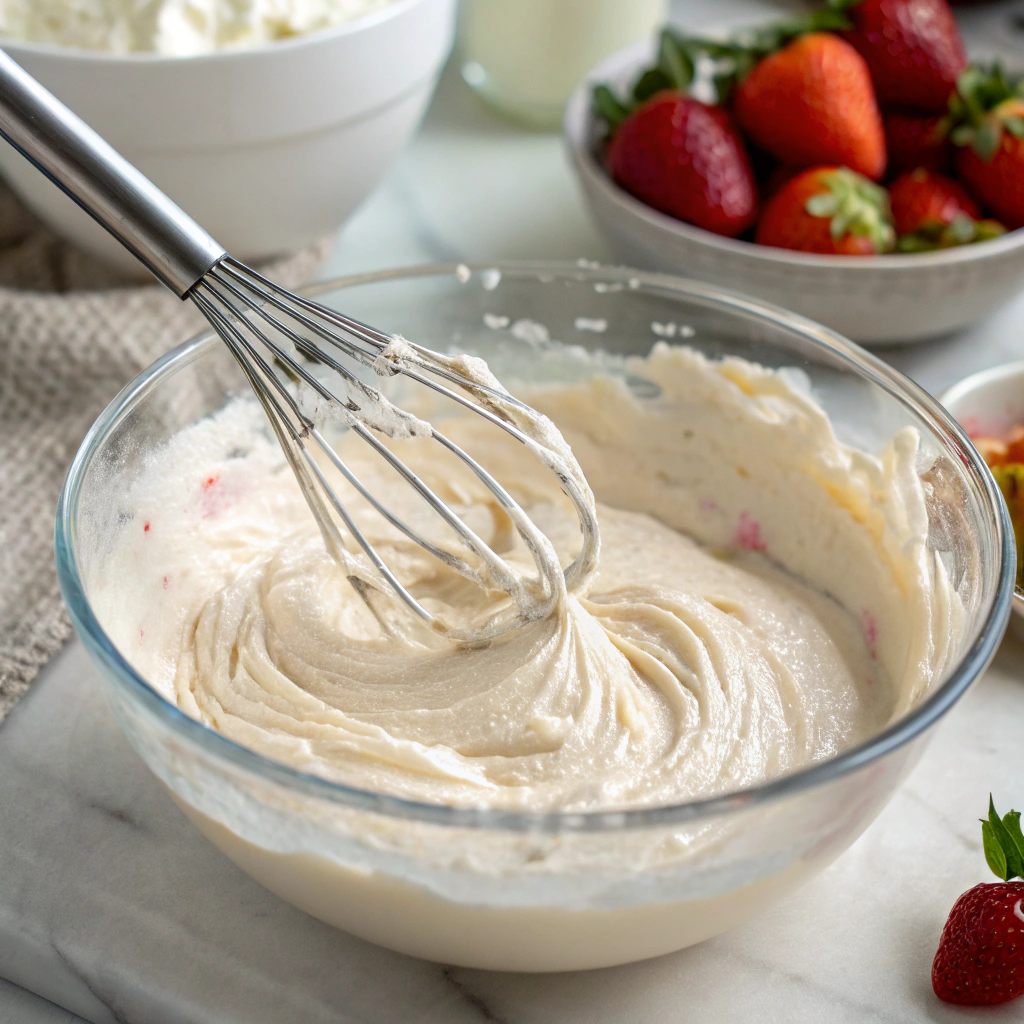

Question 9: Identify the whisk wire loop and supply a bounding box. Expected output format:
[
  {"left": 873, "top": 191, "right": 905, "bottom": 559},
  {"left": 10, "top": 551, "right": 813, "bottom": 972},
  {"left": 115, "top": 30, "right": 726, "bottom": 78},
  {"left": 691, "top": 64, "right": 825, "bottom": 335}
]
[
  {"left": 195, "top": 276, "right": 556, "bottom": 609},
  {"left": 191, "top": 263, "right": 598, "bottom": 641},
  {"left": 209, "top": 263, "right": 600, "bottom": 591}
]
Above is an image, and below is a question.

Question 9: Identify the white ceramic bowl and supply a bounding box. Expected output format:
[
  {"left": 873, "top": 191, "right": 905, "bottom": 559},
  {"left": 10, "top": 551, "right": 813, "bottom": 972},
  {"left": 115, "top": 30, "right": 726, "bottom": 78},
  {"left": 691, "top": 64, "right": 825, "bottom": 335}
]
[
  {"left": 0, "top": 0, "right": 456, "bottom": 276},
  {"left": 941, "top": 362, "right": 1024, "bottom": 639},
  {"left": 564, "top": 40, "right": 1024, "bottom": 347}
]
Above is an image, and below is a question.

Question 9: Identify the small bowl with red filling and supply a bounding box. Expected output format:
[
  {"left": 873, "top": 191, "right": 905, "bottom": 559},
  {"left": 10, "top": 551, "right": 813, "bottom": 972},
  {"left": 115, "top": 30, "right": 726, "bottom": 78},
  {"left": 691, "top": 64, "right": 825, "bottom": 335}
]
[{"left": 942, "top": 360, "right": 1024, "bottom": 639}]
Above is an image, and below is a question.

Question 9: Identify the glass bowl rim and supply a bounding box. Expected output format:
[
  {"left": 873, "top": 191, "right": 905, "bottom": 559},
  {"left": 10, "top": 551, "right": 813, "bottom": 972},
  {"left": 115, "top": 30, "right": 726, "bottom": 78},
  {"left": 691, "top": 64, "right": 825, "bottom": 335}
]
[{"left": 55, "top": 260, "right": 1016, "bottom": 834}]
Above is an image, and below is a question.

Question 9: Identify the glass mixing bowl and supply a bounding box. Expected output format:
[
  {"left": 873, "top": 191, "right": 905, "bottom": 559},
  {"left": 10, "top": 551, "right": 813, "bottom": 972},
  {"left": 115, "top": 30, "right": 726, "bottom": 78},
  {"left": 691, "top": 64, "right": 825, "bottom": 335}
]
[{"left": 55, "top": 263, "right": 1014, "bottom": 972}]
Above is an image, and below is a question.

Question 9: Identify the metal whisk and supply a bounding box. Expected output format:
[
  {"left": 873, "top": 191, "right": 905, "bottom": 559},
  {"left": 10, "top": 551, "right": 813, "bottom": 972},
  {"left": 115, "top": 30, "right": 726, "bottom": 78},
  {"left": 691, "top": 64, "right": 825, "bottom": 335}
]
[{"left": 0, "top": 51, "right": 599, "bottom": 643}]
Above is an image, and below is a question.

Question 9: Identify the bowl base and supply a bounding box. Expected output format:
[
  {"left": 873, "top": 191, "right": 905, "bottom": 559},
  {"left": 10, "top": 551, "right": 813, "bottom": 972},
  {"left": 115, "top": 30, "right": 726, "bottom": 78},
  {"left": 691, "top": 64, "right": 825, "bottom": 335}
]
[{"left": 175, "top": 795, "right": 834, "bottom": 973}]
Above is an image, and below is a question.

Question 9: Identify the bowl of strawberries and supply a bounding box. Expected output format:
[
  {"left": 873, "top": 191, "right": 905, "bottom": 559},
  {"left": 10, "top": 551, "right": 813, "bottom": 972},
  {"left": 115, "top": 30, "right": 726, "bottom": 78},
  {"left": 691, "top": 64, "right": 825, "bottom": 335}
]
[{"left": 565, "top": 0, "right": 1024, "bottom": 346}]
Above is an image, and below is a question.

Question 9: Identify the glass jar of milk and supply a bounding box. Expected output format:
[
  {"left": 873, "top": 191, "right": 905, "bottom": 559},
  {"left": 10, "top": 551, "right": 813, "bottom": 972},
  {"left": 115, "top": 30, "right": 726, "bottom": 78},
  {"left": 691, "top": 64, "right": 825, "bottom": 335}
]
[{"left": 459, "top": 0, "right": 666, "bottom": 129}]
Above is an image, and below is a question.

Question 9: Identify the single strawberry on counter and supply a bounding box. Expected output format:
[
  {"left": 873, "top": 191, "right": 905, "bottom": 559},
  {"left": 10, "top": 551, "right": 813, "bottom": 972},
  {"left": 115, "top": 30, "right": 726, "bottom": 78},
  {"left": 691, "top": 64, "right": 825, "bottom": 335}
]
[
  {"left": 889, "top": 167, "right": 1005, "bottom": 249},
  {"left": 932, "top": 796, "right": 1024, "bottom": 1006},
  {"left": 948, "top": 64, "right": 1024, "bottom": 229},
  {"left": 734, "top": 33, "right": 887, "bottom": 180},
  {"left": 756, "top": 165, "right": 895, "bottom": 253},
  {"left": 884, "top": 108, "right": 952, "bottom": 173},
  {"left": 839, "top": 0, "right": 967, "bottom": 113}
]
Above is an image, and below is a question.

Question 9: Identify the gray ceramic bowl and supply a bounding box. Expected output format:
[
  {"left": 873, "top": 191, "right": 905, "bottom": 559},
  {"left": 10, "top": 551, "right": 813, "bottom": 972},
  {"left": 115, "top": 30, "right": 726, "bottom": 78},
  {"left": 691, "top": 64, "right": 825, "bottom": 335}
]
[{"left": 564, "top": 40, "right": 1024, "bottom": 348}]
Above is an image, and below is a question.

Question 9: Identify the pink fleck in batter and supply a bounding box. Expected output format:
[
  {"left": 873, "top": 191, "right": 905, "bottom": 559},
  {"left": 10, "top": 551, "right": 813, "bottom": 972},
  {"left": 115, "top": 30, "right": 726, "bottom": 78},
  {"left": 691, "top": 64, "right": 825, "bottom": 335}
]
[
  {"left": 861, "top": 609, "right": 878, "bottom": 659},
  {"left": 698, "top": 498, "right": 718, "bottom": 513},
  {"left": 198, "top": 473, "right": 235, "bottom": 519},
  {"left": 733, "top": 511, "right": 767, "bottom": 552}
]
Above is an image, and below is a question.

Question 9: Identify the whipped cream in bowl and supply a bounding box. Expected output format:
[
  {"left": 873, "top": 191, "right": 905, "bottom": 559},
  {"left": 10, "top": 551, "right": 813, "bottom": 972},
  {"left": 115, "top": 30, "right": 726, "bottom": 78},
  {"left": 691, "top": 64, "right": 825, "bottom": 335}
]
[
  {"left": 57, "top": 264, "right": 1013, "bottom": 971},
  {"left": 0, "top": 0, "right": 398, "bottom": 55}
]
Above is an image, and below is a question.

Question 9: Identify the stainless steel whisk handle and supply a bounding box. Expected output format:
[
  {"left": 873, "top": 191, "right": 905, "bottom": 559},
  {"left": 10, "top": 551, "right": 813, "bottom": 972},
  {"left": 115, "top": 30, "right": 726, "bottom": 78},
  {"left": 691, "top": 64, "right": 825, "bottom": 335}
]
[{"left": 0, "top": 48, "right": 225, "bottom": 296}]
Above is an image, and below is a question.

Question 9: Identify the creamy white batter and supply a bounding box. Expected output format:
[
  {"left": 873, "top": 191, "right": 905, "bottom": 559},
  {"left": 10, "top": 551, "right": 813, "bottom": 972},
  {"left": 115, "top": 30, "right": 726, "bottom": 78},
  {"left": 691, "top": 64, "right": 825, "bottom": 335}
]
[
  {"left": 90, "top": 344, "right": 961, "bottom": 815},
  {"left": 0, "top": 0, "right": 395, "bottom": 55}
]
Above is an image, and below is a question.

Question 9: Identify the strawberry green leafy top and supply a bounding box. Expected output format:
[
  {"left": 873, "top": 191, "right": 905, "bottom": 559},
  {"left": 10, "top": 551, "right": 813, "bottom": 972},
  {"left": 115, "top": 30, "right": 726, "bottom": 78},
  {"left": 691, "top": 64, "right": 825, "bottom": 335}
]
[
  {"left": 804, "top": 168, "right": 895, "bottom": 252},
  {"left": 945, "top": 64, "right": 1024, "bottom": 161},
  {"left": 982, "top": 795, "right": 1024, "bottom": 881}
]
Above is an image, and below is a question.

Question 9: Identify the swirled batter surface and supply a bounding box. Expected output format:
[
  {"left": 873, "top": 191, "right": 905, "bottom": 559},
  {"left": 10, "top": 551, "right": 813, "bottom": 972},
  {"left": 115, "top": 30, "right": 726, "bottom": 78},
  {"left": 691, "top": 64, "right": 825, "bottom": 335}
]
[{"left": 92, "top": 345, "right": 960, "bottom": 811}]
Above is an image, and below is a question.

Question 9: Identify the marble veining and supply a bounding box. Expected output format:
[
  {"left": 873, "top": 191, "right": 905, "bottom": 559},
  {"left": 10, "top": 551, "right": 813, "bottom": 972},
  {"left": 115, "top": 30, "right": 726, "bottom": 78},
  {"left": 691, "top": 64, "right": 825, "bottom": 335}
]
[{"left": 442, "top": 969, "right": 511, "bottom": 1024}]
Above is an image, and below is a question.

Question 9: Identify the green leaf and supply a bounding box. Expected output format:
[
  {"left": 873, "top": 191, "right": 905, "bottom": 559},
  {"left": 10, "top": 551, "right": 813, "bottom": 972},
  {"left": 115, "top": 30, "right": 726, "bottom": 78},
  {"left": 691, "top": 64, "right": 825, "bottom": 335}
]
[
  {"left": 731, "top": 50, "right": 759, "bottom": 83},
  {"left": 947, "top": 214, "right": 976, "bottom": 244},
  {"left": 830, "top": 211, "right": 852, "bottom": 240},
  {"left": 711, "top": 74, "right": 733, "bottom": 106},
  {"left": 806, "top": 193, "right": 839, "bottom": 218},
  {"left": 987, "top": 795, "right": 1024, "bottom": 880},
  {"left": 806, "top": 8, "right": 854, "bottom": 31},
  {"left": 957, "top": 65, "right": 985, "bottom": 104},
  {"left": 1004, "top": 116, "right": 1024, "bottom": 138},
  {"left": 632, "top": 68, "right": 674, "bottom": 104},
  {"left": 990, "top": 62, "right": 1013, "bottom": 103},
  {"left": 950, "top": 124, "right": 974, "bottom": 147},
  {"left": 1001, "top": 808, "right": 1024, "bottom": 871},
  {"left": 592, "top": 85, "right": 630, "bottom": 131},
  {"left": 976, "top": 219, "right": 1007, "bottom": 242},
  {"left": 973, "top": 118, "right": 1003, "bottom": 161},
  {"left": 983, "top": 819, "right": 1010, "bottom": 880},
  {"left": 897, "top": 234, "right": 931, "bottom": 253},
  {"left": 658, "top": 30, "right": 693, "bottom": 91}
]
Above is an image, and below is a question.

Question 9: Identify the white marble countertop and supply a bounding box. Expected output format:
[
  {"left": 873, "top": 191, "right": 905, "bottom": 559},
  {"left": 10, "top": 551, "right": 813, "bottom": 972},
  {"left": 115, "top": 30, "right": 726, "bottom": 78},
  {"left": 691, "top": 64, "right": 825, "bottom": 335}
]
[{"left": 4, "top": 1, "right": 1024, "bottom": 1020}]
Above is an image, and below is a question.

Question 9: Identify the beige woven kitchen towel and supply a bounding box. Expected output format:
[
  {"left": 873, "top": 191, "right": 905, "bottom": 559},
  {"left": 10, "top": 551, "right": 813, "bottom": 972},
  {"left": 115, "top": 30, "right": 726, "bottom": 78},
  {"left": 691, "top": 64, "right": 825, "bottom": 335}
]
[{"left": 0, "top": 182, "right": 331, "bottom": 722}]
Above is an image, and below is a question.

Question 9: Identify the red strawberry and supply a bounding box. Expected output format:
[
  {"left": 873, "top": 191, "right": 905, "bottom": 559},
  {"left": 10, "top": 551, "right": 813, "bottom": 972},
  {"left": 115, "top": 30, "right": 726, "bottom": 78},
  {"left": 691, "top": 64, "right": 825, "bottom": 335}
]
[
  {"left": 932, "top": 797, "right": 1024, "bottom": 1005},
  {"left": 890, "top": 168, "right": 1004, "bottom": 249},
  {"left": 933, "top": 884, "right": 1024, "bottom": 1005},
  {"left": 884, "top": 109, "right": 952, "bottom": 173},
  {"left": 843, "top": 0, "right": 966, "bottom": 113},
  {"left": 954, "top": 97, "right": 1024, "bottom": 229},
  {"left": 606, "top": 91, "right": 758, "bottom": 238},
  {"left": 889, "top": 167, "right": 979, "bottom": 232},
  {"left": 756, "top": 165, "right": 895, "bottom": 254},
  {"left": 734, "top": 33, "right": 887, "bottom": 180}
]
